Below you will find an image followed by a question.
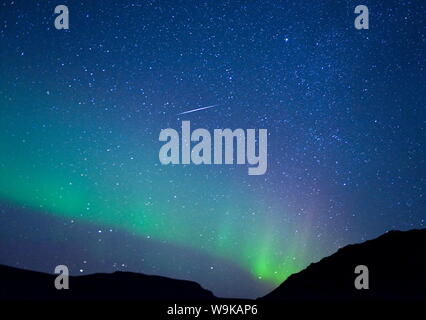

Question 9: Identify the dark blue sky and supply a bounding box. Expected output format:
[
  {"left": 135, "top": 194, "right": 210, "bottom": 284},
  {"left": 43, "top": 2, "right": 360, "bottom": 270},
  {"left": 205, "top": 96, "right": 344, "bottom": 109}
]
[{"left": 0, "top": 0, "right": 425, "bottom": 298}]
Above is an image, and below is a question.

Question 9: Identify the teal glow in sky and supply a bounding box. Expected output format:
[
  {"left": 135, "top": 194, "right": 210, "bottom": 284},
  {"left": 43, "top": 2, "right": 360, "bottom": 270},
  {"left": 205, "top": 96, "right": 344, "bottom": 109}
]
[{"left": 0, "top": 0, "right": 425, "bottom": 298}]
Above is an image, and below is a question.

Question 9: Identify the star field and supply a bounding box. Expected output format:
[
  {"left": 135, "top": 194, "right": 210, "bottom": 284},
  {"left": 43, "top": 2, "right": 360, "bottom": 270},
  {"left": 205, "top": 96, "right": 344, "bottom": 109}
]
[{"left": 0, "top": 0, "right": 425, "bottom": 298}]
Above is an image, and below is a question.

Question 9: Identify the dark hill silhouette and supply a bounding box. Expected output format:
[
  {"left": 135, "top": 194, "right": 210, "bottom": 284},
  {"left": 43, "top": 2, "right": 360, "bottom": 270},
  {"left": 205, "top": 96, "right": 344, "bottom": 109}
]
[
  {"left": 261, "top": 229, "right": 426, "bottom": 301},
  {"left": 0, "top": 264, "right": 216, "bottom": 300},
  {"left": 1, "top": 229, "right": 425, "bottom": 301}
]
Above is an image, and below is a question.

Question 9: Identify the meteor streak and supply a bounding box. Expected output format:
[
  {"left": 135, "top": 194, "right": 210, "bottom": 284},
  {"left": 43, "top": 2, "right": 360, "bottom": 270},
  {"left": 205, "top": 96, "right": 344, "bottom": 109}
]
[{"left": 177, "top": 104, "right": 221, "bottom": 115}]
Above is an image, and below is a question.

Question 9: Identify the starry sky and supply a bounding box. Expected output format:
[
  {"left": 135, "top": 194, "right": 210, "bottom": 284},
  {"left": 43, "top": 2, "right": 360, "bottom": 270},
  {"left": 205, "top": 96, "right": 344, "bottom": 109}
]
[{"left": 0, "top": 0, "right": 425, "bottom": 298}]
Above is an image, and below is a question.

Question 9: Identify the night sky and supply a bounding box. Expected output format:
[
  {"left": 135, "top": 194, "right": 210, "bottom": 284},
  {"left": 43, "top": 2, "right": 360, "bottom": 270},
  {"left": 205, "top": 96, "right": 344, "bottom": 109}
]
[{"left": 0, "top": 0, "right": 425, "bottom": 298}]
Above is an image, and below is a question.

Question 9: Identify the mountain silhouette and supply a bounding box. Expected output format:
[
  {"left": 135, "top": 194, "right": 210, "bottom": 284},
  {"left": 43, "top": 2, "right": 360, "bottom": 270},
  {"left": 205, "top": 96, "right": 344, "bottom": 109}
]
[
  {"left": 0, "top": 264, "right": 216, "bottom": 300},
  {"left": 261, "top": 228, "right": 426, "bottom": 301},
  {"left": 1, "top": 229, "right": 425, "bottom": 301}
]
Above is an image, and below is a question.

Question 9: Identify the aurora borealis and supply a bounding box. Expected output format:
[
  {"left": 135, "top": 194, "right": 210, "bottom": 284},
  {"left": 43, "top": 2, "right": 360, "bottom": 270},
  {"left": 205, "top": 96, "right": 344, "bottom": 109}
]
[{"left": 0, "top": 0, "right": 425, "bottom": 298}]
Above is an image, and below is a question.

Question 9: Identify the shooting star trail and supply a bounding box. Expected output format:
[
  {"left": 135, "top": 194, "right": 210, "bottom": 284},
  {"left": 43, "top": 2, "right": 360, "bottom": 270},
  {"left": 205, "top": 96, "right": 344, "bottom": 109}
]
[{"left": 177, "top": 104, "right": 222, "bottom": 115}]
